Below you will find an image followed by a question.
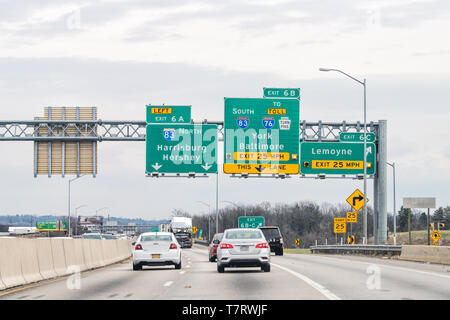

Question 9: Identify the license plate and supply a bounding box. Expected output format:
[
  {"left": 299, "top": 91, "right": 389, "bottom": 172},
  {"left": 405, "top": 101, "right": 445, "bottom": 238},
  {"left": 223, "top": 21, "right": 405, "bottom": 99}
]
[
  {"left": 240, "top": 246, "right": 249, "bottom": 251},
  {"left": 152, "top": 254, "right": 160, "bottom": 258}
]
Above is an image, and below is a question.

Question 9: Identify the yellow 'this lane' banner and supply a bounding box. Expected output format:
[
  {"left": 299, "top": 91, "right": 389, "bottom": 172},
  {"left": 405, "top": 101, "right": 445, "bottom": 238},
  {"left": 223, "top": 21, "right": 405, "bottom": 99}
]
[{"left": 223, "top": 163, "right": 299, "bottom": 174}]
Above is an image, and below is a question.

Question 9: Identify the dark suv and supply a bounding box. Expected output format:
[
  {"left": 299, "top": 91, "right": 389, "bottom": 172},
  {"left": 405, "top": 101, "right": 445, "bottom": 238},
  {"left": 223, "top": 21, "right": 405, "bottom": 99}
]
[{"left": 258, "top": 226, "right": 283, "bottom": 256}]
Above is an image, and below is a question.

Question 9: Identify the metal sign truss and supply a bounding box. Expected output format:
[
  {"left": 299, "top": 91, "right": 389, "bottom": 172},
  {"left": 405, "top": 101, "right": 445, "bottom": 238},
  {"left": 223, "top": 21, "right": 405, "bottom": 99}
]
[{"left": 0, "top": 120, "right": 377, "bottom": 142}]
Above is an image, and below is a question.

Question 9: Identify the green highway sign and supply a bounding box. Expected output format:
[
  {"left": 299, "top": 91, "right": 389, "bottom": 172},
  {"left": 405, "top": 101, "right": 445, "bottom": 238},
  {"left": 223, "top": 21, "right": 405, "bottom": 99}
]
[
  {"left": 238, "top": 216, "right": 265, "bottom": 228},
  {"left": 263, "top": 88, "right": 300, "bottom": 99},
  {"left": 36, "top": 221, "right": 67, "bottom": 231},
  {"left": 339, "top": 132, "right": 375, "bottom": 143},
  {"left": 151, "top": 226, "right": 159, "bottom": 232},
  {"left": 146, "top": 105, "right": 191, "bottom": 124},
  {"left": 300, "top": 142, "right": 376, "bottom": 175},
  {"left": 146, "top": 124, "right": 218, "bottom": 174},
  {"left": 224, "top": 97, "right": 300, "bottom": 174}
]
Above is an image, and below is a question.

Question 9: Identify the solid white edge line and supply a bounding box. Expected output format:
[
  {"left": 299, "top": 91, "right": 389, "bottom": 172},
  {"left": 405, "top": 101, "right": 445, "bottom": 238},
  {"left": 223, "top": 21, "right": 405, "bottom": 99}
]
[
  {"left": 163, "top": 281, "right": 173, "bottom": 287},
  {"left": 271, "top": 263, "right": 341, "bottom": 300},
  {"left": 295, "top": 254, "right": 450, "bottom": 280}
]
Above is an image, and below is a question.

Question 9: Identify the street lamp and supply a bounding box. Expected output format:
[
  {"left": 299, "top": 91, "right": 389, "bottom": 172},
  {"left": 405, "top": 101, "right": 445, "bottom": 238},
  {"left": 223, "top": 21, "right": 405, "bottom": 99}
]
[
  {"left": 221, "top": 201, "right": 245, "bottom": 216},
  {"left": 68, "top": 175, "right": 85, "bottom": 237},
  {"left": 74, "top": 205, "right": 87, "bottom": 236},
  {"left": 319, "top": 67, "right": 368, "bottom": 244},
  {"left": 196, "top": 201, "right": 211, "bottom": 241},
  {"left": 386, "top": 162, "right": 396, "bottom": 245}
]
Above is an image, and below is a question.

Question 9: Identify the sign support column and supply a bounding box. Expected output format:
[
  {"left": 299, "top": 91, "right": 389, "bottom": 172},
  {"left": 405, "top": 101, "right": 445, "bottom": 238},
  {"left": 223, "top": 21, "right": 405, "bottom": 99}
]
[
  {"left": 216, "top": 172, "right": 219, "bottom": 234},
  {"left": 376, "top": 120, "right": 388, "bottom": 244}
]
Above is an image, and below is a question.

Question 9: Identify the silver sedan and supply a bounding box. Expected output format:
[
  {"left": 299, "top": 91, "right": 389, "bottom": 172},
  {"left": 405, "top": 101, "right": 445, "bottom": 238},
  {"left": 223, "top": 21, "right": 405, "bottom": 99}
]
[{"left": 216, "top": 228, "right": 271, "bottom": 273}]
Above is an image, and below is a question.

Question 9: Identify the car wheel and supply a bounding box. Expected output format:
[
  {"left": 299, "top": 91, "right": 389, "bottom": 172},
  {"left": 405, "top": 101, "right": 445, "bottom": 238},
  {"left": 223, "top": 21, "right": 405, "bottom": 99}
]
[
  {"left": 276, "top": 248, "right": 284, "bottom": 256},
  {"left": 217, "top": 265, "right": 225, "bottom": 273},
  {"left": 209, "top": 256, "right": 215, "bottom": 262},
  {"left": 133, "top": 264, "right": 142, "bottom": 271},
  {"left": 262, "top": 264, "right": 271, "bottom": 272},
  {"left": 175, "top": 261, "right": 182, "bottom": 269}
]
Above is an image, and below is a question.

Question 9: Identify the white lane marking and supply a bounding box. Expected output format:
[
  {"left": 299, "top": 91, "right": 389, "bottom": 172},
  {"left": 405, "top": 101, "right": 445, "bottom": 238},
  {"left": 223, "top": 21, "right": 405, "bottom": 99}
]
[
  {"left": 186, "top": 265, "right": 191, "bottom": 268},
  {"left": 293, "top": 254, "right": 450, "bottom": 280},
  {"left": 179, "top": 271, "right": 186, "bottom": 274},
  {"left": 163, "top": 281, "right": 173, "bottom": 287},
  {"left": 271, "top": 263, "right": 340, "bottom": 300}
]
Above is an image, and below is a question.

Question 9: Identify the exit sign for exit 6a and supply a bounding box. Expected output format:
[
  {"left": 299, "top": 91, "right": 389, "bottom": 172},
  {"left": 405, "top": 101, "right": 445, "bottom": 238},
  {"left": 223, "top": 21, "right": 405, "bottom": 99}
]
[{"left": 146, "top": 105, "right": 191, "bottom": 124}]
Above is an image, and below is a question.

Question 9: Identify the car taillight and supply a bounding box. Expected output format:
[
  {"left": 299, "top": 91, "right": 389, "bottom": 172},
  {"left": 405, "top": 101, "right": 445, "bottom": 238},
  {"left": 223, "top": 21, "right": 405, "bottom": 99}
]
[
  {"left": 256, "top": 243, "right": 269, "bottom": 248},
  {"left": 220, "top": 243, "right": 233, "bottom": 249},
  {"left": 280, "top": 238, "right": 283, "bottom": 244},
  {"left": 135, "top": 244, "right": 143, "bottom": 250},
  {"left": 169, "top": 243, "right": 177, "bottom": 249}
]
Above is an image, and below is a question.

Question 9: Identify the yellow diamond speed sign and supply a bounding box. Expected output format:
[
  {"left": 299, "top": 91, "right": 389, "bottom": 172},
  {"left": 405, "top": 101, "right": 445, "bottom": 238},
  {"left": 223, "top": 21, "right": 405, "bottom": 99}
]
[
  {"left": 192, "top": 226, "right": 198, "bottom": 234},
  {"left": 334, "top": 217, "right": 346, "bottom": 233},
  {"left": 346, "top": 189, "right": 369, "bottom": 211}
]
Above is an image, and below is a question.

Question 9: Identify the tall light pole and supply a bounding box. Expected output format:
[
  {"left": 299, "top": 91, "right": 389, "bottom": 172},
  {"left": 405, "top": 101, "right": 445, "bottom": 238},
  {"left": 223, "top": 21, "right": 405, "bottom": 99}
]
[
  {"left": 221, "top": 200, "right": 245, "bottom": 216},
  {"left": 386, "top": 162, "right": 396, "bottom": 244},
  {"left": 75, "top": 205, "right": 87, "bottom": 236},
  {"left": 319, "top": 68, "right": 368, "bottom": 243},
  {"left": 196, "top": 201, "right": 211, "bottom": 241},
  {"left": 68, "top": 175, "right": 85, "bottom": 237}
]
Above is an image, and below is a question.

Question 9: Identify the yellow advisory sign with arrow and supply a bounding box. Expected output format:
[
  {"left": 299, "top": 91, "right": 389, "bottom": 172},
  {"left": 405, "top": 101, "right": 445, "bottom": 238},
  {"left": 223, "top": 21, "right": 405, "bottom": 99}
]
[
  {"left": 346, "top": 189, "right": 369, "bottom": 211},
  {"left": 192, "top": 226, "right": 198, "bottom": 234}
]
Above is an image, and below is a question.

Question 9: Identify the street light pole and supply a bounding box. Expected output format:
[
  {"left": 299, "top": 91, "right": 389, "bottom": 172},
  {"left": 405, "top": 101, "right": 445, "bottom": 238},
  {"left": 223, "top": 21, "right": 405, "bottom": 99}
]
[
  {"left": 68, "top": 175, "right": 85, "bottom": 237},
  {"left": 387, "top": 162, "right": 396, "bottom": 245},
  {"left": 319, "top": 68, "right": 368, "bottom": 243},
  {"left": 221, "top": 201, "right": 244, "bottom": 216}
]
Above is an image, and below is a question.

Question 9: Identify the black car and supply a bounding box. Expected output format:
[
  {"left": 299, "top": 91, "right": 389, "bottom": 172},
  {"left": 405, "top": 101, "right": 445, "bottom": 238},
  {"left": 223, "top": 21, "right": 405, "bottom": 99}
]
[{"left": 258, "top": 226, "right": 283, "bottom": 256}]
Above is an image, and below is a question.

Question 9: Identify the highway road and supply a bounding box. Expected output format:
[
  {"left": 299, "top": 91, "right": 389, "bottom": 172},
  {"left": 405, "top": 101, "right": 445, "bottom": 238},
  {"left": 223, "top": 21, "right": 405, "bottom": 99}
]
[{"left": 1, "top": 244, "right": 450, "bottom": 300}]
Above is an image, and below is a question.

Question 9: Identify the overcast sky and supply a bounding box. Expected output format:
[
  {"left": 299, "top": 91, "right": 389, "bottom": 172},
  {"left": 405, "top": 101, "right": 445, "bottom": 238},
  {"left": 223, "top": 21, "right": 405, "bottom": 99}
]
[{"left": 0, "top": 0, "right": 449, "bottom": 220}]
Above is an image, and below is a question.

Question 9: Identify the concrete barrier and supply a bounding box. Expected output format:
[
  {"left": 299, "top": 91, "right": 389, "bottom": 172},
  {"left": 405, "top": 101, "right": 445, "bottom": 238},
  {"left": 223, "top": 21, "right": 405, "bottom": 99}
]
[
  {"left": 20, "top": 238, "right": 44, "bottom": 284},
  {"left": 400, "top": 245, "right": 450, "bottom": 264},
  {"left": 35, "top": 238, "right": 57, "bottom": 280},
  {"left": 0, "top": 238, "right": 26, "bottom": 289},
  {"left": 0, "top": 238, "right": 132, "bottom": 291},
  {"left": 73, "top": 239, "right": 87, "bottom": 271},
  {"left": 81, "top": 239, "right": 95, "bottom": 270},
  {"left": 101, "top": 240, "right": 115, "bottom": 265},
  {"left": 51, "top": 238, "right": 69, "bottom": 276},
  {"left": 90, "top": 239, "right": 105, "bottom": 267},
  {"left": 118, "top": 240, "right": 131, "bottom": 259}
]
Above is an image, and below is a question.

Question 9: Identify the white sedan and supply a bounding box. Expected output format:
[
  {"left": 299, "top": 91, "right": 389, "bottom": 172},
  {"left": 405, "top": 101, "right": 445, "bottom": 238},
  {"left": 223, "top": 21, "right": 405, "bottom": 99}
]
[
  {"left": 217, "top": 228, "right": 271, "bottom": 273},
  {"left": 132, "top": 232, "right": 182, "bottom": 270}
]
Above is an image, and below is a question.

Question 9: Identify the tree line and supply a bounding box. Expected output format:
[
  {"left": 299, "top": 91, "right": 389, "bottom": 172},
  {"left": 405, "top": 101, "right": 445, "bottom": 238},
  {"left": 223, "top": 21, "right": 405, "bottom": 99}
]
[{"left": 179, "top": 202, "right": 449, "bottom": 248}]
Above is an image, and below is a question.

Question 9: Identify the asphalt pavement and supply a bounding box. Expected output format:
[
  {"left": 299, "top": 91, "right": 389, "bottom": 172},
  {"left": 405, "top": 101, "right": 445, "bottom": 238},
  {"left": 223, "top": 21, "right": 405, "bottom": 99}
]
[{"left": 1, "top": 244, "right": 449, "bottom": 300}]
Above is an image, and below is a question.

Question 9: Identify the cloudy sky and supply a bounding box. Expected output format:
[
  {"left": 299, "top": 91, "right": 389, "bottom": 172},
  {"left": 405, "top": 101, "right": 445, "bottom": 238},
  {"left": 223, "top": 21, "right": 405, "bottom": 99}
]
[{"left": 0, "top": 0, "right": 449, "bottom": 220}]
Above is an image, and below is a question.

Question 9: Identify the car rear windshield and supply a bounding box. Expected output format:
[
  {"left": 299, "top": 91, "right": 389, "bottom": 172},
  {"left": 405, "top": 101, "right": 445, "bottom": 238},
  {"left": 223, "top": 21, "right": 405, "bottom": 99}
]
[
  {"left": 216, "top": 234, "right": 223, "bottom": 241},
  {"left": 225, "top": 230, "right": 262, "bottom": 239},
  {"left": 141, "top": 235, "right": 172, "bottom": 242},
  {"left": 82, "top": 234, "right": 101, "bottom": 239},
  {"left": 260, "top": 228, "right": 281, "bottom": 238}
]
